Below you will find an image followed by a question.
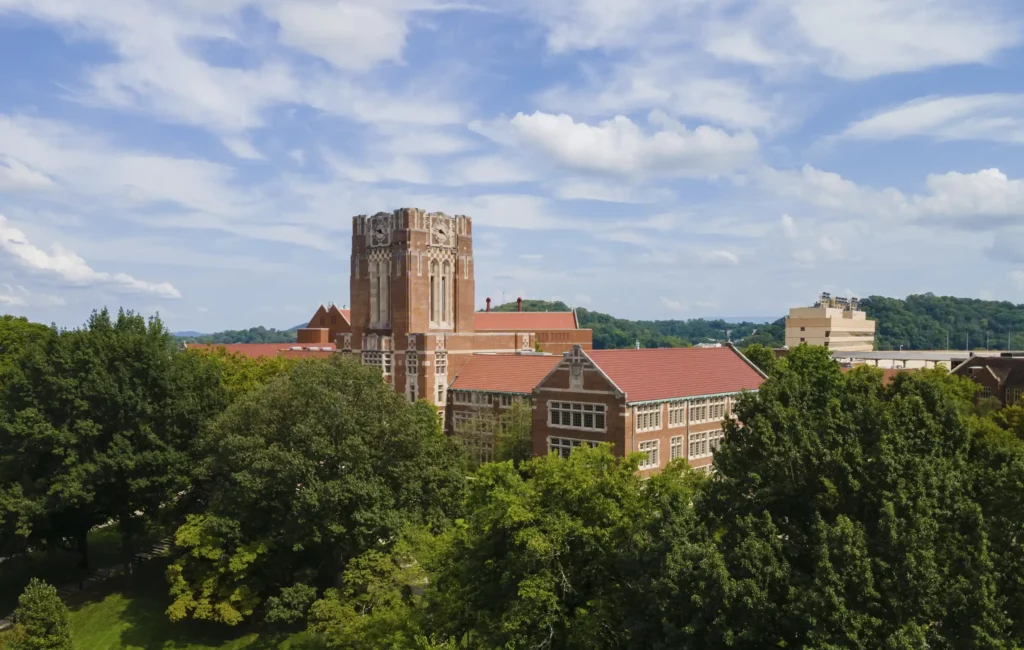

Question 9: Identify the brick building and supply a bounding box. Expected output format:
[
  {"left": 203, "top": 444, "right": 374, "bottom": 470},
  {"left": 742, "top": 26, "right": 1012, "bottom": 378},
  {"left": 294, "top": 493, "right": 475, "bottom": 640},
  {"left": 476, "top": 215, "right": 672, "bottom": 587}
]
[
  {"left": 532, "top": 345, "right": 766, "bottom": 473},
  {"left": 447, "top": 353, "right": 562, "bottom": 464},
  {"left": 444, "top": 344, "right": 766, "bottom": 473},
  {"left": 951, "top": 353, "right": 1024, "bottom": 406},
  {"left": 299, "top": 208, "right": 592, "bottom": 409}
]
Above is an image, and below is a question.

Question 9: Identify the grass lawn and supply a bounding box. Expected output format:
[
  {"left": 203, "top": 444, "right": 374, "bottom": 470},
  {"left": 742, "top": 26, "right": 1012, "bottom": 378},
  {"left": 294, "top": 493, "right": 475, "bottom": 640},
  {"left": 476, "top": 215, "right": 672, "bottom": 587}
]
[
  {"left": 0, "top": 525, "right": 163, "bottom": 614},
  {"left": 2, "top": 562, "right": 315, "bottom": 650}
]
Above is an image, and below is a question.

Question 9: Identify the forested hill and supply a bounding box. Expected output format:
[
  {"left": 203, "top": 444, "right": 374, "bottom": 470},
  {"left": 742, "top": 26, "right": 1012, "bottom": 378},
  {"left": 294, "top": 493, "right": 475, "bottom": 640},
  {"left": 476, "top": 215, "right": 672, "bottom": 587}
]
[
  {"left": 175, "top": 326, "right": 299, "bottom": 344},
  {"left": 491, "top": 294, "right": 1024, "bottom": 350},
  {"left": 175, "top": 294, "right": 1024, "bottom": 350},
  {"left": 486, "top": 300, "right": 784, "bottom": 349},
  {"left": 860, "top": 293, "right": 1024, "bottom": 350}
]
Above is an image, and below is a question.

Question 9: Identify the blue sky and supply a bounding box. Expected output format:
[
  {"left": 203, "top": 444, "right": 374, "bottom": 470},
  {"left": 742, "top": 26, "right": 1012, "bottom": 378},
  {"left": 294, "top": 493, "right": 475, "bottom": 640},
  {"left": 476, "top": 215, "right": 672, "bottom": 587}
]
[{"left": 2, "top": 0, "right": 1024, "bottom": 331}]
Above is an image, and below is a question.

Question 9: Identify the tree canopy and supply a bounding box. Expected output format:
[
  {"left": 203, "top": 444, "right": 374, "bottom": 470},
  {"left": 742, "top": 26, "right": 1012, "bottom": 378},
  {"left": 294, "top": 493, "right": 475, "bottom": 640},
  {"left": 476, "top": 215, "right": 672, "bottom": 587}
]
[{"left": 166, "top": 356, "right": 465, "bottom": 625}]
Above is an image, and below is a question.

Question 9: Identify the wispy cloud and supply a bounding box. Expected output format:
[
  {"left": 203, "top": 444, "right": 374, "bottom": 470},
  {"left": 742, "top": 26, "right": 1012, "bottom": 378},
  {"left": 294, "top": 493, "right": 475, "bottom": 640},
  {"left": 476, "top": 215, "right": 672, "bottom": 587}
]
[{"left": 0, "top": 214, "right": 181, "bottom": 299}]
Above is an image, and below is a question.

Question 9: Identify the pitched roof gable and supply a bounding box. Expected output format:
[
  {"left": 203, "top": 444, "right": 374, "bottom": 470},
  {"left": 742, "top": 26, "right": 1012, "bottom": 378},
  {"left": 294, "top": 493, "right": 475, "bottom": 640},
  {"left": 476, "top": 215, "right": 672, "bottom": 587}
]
[
  {"left": 583, "top": 345, "right": 765, "bottom": 403},
  {"left": 473, "top": 311, "right": 578, "bottom": 331},
  {"left": 185, "top": 343, "right": 336, "bottom": 359},
  {"left": 449, "top": 354, "right": 562, "bottom": 393}
]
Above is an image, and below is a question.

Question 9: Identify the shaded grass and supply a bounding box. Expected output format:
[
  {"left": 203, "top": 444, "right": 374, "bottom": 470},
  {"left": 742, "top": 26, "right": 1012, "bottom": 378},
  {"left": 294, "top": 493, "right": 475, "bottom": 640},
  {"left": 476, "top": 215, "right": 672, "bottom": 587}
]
[
  {"left": 3, "top": 562, "right": 315, "bottom": 650},
  {"left": 0, "top": 525, "right": 162, "bottom": 614}
]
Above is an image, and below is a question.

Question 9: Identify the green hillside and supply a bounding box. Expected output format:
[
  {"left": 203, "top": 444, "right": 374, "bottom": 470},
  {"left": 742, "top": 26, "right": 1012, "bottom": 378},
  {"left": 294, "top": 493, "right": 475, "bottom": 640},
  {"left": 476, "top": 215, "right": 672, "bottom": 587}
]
[
  {"left": 486, "top": 300, "right": 783, "bottom": 349},
  {"left": 173, "top": 293, "right": 1024, "bottom": 351},
  {"left": 861, "top": 293, "right": 1024, "bottom": 350}
]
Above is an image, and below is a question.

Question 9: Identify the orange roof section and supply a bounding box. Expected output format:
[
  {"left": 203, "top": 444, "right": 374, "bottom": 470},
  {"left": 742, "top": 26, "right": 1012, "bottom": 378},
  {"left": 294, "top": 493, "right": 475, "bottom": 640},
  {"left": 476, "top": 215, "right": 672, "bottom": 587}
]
[
  {"left": 586, "top": 347, "right": 765, "bottom": 403},
  {"left": 473, "top": 311, "right": 578, "bottom": 331},
  {"left": 450, "top": 354, "right": 562, "bottom": 394},
  {"left": 186, "top": 343, "right": 336, "bottom": 359}
]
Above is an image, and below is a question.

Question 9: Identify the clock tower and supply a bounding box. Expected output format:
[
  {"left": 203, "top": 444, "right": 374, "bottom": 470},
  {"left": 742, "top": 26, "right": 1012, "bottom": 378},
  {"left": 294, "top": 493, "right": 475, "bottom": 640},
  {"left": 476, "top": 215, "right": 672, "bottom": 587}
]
[{"left": 349, "top": 208, "right": 476, "bottom": 404}]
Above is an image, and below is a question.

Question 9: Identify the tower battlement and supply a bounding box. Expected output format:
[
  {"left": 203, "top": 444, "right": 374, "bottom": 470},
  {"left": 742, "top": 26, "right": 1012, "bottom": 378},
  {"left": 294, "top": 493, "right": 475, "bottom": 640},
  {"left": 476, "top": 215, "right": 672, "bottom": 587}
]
[{"left": 352, "top": 208, "right": 472, "bottom": 237}]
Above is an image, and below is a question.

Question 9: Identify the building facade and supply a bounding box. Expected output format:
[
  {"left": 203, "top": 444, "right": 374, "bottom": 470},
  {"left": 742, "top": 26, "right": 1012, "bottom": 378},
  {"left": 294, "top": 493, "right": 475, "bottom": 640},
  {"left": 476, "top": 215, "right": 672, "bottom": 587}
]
[
  {"left": 951, "top": 353, "right": 1024, "bottom": 407},
  {"left": 785, "top": 292, "right": 876, "bottom": 352},
  {"left": 298, "top": 208, "right": 592, "bottom": 409},
  {"left": 447, "top": 353, "right": 562, "bottom": 464},
  {"left": 530, "top": 345, "right": 766, "bottom": 474}
]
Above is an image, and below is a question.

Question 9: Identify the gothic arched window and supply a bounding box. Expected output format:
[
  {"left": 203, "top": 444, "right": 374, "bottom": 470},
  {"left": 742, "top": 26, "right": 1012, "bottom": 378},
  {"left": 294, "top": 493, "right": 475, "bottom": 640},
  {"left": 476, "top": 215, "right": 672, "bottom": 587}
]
[
  {"left": 441, "top": 260, "right": 451, "bottom": 325},
  {"left": 377, "top": 260, "right": 388, "bottom": 325},
  {"left": 430, "top": 260, "right": 440, "bottom": 323}
]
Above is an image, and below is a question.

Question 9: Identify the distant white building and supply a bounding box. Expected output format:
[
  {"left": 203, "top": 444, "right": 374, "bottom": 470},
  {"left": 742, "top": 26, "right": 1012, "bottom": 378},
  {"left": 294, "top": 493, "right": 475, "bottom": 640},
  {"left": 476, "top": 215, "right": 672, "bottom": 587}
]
[{"left": 785, "top": 292, "right": 876, "bottom": 352}]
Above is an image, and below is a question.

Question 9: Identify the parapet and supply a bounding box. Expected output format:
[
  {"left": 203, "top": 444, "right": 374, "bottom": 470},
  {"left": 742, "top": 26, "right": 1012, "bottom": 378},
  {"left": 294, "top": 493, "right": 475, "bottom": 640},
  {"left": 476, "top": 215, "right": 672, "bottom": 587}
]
[{"left": 352, "top": 208, "right": 472, "bottom": 237}]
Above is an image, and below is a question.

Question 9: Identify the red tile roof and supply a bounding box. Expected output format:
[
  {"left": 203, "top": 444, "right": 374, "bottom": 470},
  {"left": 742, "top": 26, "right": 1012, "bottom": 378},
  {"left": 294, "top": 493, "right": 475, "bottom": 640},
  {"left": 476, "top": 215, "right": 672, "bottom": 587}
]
[
  {"left": 186, "top": 343, "right": 336, "bottom": 359},
  {"left": 449, "top": 354, "right": 562, "bottom": 393},
  {"left": 473, "top": 311, "right": 578, "bottom": 331},
  {"left": 337, "top": 309, "right": 351, "bottom": 323},
  {"left": 586, "top": 347, "right": 765, "bottom": 403}
]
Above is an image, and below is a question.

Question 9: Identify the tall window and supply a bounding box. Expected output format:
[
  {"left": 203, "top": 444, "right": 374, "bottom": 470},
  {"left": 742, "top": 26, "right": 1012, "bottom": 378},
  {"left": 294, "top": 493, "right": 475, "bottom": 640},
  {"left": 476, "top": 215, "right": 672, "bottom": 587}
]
[
  {"left": 377, "top": 260, "right": 389, "bottom": 325},
  {"left": 636, "top": 403, "right": 661, "bottom": 432},
  {"left": 441, "top": 260, "right": 451, "bottom": 325},
  {"left": 668, "top": 401, "right": 686, "bottom": 428},
  {"left": 1011, "top": 388, "right": 1024, "bottom": 405},
  {"left": 430, "top": 260, "right": 440, "bottom": 323},
  {"left": 638, "top": 440, "right": 659, "bottom": 469},
  {"left": 670, "top": 436, "right": 684, "bottom": 461}
]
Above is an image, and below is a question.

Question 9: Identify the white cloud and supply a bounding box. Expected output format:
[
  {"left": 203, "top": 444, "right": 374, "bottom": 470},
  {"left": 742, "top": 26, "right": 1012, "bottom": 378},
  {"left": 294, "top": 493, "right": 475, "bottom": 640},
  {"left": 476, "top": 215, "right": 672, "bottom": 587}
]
[
  {"left": 1012, "top": 271, "right": 1024, "bottom": 292},
  {"left": 754, "top": 164, "right": 908, "bottom": 216},
  {"left": 789, "top": 0, "right": 1020, "bottom": 79},
  {"left": 660, "top": 296, "right": 686, "bottom": 312},
  {"left": 758, "top": 164, "right": 1024, "bottom": 228},
  {"left": 913, "top": 169, "right": 1024, "bottom": 218},
  {"left": 699, "top": 249, "right": 740, "bottom": 265},
  {"left": 537, "top": 65, "right": 781, "bottom": 132},
  {"left": 269, "top": 1, "right": 408, "bottom": 71},
  {"left": 842, "top": 94, "right": 1024, "bottom": 143},
  {"left": 0, "top": 0, "right": 469, "bottom": 134},
  {"left": 222, "top": 137, "right": 264, "bottom": 161},
  {"left": 0, "top": 214, "right": 182, "bottom": 299},
  {"left": 0, "top": 156, "right": 54, "bottom": 191},
  {"left": 818, "top": 235, "right": 843, "bottom": 258},
  {"left": 780, "top": 214, "right": 798, "bottom": 239},
  {"left": 443, "top": 156, "right": 536, "bottom": 186},
  {"left": 506, "top": 110, "right": 758, "bottom": 178},
  {"left": 0, "top": 114, "right": 250, "bottom": 215},
  {"left": 553, "top": 179, "right": 674, "bottom": 203}
]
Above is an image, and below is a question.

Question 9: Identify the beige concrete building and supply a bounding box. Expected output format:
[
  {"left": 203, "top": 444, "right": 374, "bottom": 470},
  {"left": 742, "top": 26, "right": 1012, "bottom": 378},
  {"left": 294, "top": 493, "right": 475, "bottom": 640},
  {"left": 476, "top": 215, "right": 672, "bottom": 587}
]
[{"left": 785, "top": 292, "right": 876, "bottom": 352}]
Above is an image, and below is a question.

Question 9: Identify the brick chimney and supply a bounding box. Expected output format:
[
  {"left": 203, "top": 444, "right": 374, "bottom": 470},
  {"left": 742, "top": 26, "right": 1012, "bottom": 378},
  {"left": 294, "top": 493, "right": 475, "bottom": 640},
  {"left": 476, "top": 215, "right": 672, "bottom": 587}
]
[
  {"left": 517, "top": 297, "right": 523, "bottom": 312},
  {"left": 486, "top": 297, "right": 491, "bottom": 312}
]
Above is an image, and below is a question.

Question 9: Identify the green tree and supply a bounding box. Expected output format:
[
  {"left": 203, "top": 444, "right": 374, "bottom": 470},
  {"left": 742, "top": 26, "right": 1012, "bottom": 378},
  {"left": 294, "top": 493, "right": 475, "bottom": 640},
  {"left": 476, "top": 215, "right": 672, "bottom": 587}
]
[
  {"left": 495, "top": 399, "right": 533, "bottom": 466},
  {"left": 0, "top": 316, "right": 59, "bottom": 559},
  {"left": 166, "top": 356, "right": 465, "bottom": 625},
  {"left": 0, "top": 309, "right": 218, "bottom": 569},
  {"left": 8, "top": 578, "right": 72, "bottom": 650},
  {"left": 741, "top": 343, "right": 779, "bottom": 376},
  {"left": 307, "top": 527, "right": 441, "bottom": 648},
  {"left": 429, "top": 446, "right": 707, "bottom": 649},
  {"left": 695, "top": 345, "right": 1005, "bottom": 648}
]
